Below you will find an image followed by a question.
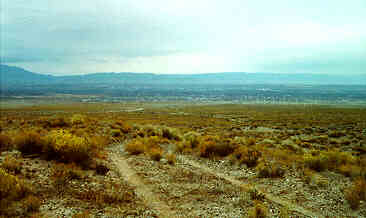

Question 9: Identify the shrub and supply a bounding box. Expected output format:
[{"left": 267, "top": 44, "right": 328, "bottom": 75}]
[
  {"left": 39, "top": 116, "right": 69, "bottom": 128},
  {"left": 199, "top": 135, "right": 236, "bottom": 157},
  {"left": 303, "top": 153, "right": 327, "bottom": 172},
  {"left": 51, "top": 163, "right": 84, "bottom": 185},
  {"left": 148, "top": 147, "right": 163, "bottom": 161},
  {"left": 166, "top": 153, "right": 176, "bottom": 165},
  {"left": 338, "top": 164, "right": 362, "bottom": 178},
  {"left": 1, "top": 155, "right": 22, "bottom": 174},
  {"left": 45, "top": 129, "right": 93, "bottom": 164},
  {"left": 139, "top": 125, "right": 162, "bottom": 137},
  {"left": 15, "top": 130, "right": 45, "bottom": 155},
  {"left": 125, "top": 138, "right": 145, "bottom": 155},
  {"left": 256, "top": 162, "right": 285, "bottom": 178},
  {"left": 71, "top": 114, "right": 85, "bottom": 125},
  {"left": 345, "top": 178, "right": 366, "bottom": 210},
  {"left": 72, "top": 211, "right": 91, "bottom": 218},
  {"left": 234, "top": 146, "right": 261, "bottom": 167},
  {"left": 161, "top": 127, "right": 181, "bottom": 140},
  {"left": 248, "top": 202, "right": 268, "bottom": 218},
  {"left": 181, "top": 131, "right": 201, "bottom": 151},
  {"left": 0, "top": 168, "right": 32, "bottom": 211},
  {"left": 22, "top": 195, "right": 41, "bottom": 213},
  {"left": 0, "top": 133, "right": 12, "bottom": 152}
]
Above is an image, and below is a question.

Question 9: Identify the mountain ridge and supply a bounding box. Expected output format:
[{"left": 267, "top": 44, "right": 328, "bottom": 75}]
[{"left": 1, "top": 64, "right": 365, "bottom": 86}]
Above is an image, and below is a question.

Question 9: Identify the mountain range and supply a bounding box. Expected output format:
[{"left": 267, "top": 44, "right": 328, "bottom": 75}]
[{"left": 1, "top": 64, "right": 365, "bottom": 86}]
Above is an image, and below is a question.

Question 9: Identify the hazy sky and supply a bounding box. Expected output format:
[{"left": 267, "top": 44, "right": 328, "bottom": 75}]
[{"left": 1, "top": 0, "right": 365, "bottom": 75}]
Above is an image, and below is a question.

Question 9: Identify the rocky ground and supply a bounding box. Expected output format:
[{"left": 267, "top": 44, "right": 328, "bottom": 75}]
[{"left": 0, "top": 103, "right": 365, "bottom": 217}]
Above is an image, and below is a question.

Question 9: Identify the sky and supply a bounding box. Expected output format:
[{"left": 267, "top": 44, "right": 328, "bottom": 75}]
[{"left": 1, "top": 0, "right": 365, "bottom": 75}]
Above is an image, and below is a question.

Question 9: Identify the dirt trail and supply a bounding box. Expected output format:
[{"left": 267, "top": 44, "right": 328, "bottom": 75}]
[
  {"left": 110, "top": 153, "right": 178, "bottom": 218},
  {"left": 178, "top": 155, "right": 325, "bottom": 218}
]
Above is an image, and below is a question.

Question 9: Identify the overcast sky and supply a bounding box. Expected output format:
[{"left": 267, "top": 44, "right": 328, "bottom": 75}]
[{"left": 1, "top": 0, "right": 365, "bottom": 75}]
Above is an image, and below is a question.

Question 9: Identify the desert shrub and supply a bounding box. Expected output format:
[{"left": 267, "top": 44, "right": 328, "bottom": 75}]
[
  {"left": 234, "top": 146, "right": 261, "bottom": 167},
  {"left": 22, "top": 195, "right": 41, "bottom": 213},
  {"left": 328, "top": 130, "right": 346, "bottom": 138},
  {"left": 72, "top": 211, "right": 91, "bottom": 218},
  {"left": 246, "top": 137, "right": 257, "bottom": 146},
  {"left": 248, "top": 202, "right": 268, "bottom": 218},
  {"left": 161, "top": 127, "right": 181, "bottom": 140},
  {"left": 44, "top": 129, "right": 93, "bottom": 164},
  {"left": 256, "top": 162, "right": 285, "bottom": 178},
  {"left": 338, "top": 164, "right": 362, "bottom": 178},
  {"left": 281, "top": 139, "right": 301, "bottom": 152},
  {"left": 0, "top": 168, "right": 32, "bottom": 211},
  {"left": 138, "top": 125, "right": 162, "bottom": 137},
  {"left": 303, "top": 153, "right": 328, "bottom": 172},
  {"left": 279, "top": 206, "right": 290, "bottom": 218},
  {"left": 0, "top": 133, "right": 12, "bottom": 152},
  {"left": 166, "top": 153, "right": 176, "bottom": 165},
  {"left": 181, "top": 131, "right": 200, "bottom": 150},
  {"left": 111, "top": 129, "right": 122, "bottom": 137},
  {"left": 304, "top": 150, "right": 356, "bottom": 172},
  {"left": 125, "top": 138, "right": 146, "bottom": 155},
  {"left": 148, "top": 147, "right": 163, "bottom": 161},
  {"left": 345, "top": 178, "right": 366, "bottom": 210},
  {"left": 71, "top": 114, "right": 85, "bottom": 125},
  {"left": 303, "top": 170, "right": 328, "bottom": 188},
  {"left": 76, "top": 187, "right": 134, "bottom": 207},
  {"left": 1, "top": 155, "right": 22, "bottom": 174},
  {"left": 39, "top": 116, "right": 69, "bottom": 128},
  {"left": 51, "top": 163, "right": 84, "bottom": 185},
  {"left": 15, "top": 130, "right": 46, "bottom": 155},
  {"left": 113, "top": 120, "right": 132, "bottom": 134},
  {"left": 199, "top": 135, "right": 236, "bottom": 157}
]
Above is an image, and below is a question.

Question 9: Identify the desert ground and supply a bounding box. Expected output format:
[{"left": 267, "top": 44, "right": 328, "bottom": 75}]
[{"left": 1, "top": 101, "right": 365, "bottom": 217}]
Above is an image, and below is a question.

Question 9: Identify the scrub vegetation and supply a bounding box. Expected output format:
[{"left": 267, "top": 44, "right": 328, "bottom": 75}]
[{"left": 0, "top": 102, "right": 365, "bottom": 217}]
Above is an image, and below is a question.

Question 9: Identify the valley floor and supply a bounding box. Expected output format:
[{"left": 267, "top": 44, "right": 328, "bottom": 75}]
[{"left": 0, "top": 102, "right": 365, "bottom": 217}]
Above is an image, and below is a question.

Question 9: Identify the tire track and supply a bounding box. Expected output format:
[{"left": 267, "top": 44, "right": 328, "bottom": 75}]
[
  {"left": 110, "top": 153, "right": 178, "bottom": 218},
  {"left": 178, "top": 155, "right": 325, "bottom": 218}
]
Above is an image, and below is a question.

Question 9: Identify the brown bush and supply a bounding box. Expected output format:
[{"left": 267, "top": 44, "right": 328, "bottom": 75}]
[
  {"left": 1, "top": 155, "right": 22, "bottom": 174},
  {"left": 15, "top": 130, "right": 46, "bottom": 155},
  {"left": 125, "top": 138, "right": 145, "bottom": 155},
  {"left": 0, "top": 168, "right": 33, "bottom": 213},
  {"left": 51, "top": 163, "right": 84, "bottom": 185},
  {"left": 199, "top": 135, "right": 236, "bottom": 157},
  {"left": 256, "top": 162, "right": 285, "bottom": 178},
  {"left": 345, "top": 178, "right": 366, "bottom": 210},
  {"left": 248, "top": 202, "right": 268, "bottom": 218},
  {"left": 22, "top": 195, "right": 41, "bottom": 213},
  {"left": 234, "top": 146, "right": 261, "bottom": 167},
  {"left": 0, "top": 133, "right": 12, "bottom": 152},
  {"left": 72, "top": 211, "right": 91, "bottom": 218},
  {"left": 166, "top": 153, "right": 176, "bottom": 165},
  {"left": 149, "top": 147, "right": 163, "bottom": 161}
]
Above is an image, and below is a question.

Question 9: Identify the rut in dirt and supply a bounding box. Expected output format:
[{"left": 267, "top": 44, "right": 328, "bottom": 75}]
[
  {"left": 178, "top": 155, "right": 325, "bottom": 218},
  {"left": 110, "top": 153, "right": 178, "bottom": 218}
]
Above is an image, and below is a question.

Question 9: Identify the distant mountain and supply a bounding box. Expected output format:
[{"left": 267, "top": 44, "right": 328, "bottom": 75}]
[{"left": 1, "top": 64, "right": 365, "bottom": 90}]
